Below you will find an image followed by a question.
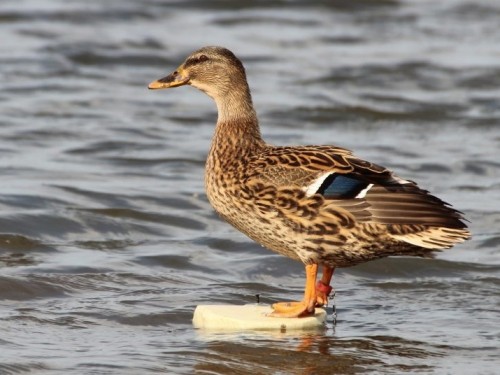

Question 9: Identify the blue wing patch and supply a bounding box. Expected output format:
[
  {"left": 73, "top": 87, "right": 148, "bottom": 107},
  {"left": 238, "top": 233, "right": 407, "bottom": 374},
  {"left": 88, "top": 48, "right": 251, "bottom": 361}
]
[{"left": 317, "top": 174, "right": 370, "bottom": 199}]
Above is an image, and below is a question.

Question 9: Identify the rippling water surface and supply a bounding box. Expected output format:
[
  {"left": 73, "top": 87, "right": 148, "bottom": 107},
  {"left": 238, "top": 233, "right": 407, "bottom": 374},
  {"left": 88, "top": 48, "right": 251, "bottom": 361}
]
[{"left": 1, "top": 0, "right": 499, "bottom": 374}]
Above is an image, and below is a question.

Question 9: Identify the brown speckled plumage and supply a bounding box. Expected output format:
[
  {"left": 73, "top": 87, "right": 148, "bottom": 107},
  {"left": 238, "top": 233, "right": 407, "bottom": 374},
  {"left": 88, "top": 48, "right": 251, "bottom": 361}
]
[{"left": 149, "top": 46, "right": 470, "bottom": 317}]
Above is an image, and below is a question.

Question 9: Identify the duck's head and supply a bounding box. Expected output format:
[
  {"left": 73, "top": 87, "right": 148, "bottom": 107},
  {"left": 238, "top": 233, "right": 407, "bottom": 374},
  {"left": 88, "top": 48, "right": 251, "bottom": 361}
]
[{"left": 148, "top": 46, "right": 248, "bottom": 100}]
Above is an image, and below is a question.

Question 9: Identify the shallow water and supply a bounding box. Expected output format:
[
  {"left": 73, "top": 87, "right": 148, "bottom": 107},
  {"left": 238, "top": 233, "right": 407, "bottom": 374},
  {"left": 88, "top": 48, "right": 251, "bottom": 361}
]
[{"left": 1, "top": 0, "right": 499, "bottom": 374}]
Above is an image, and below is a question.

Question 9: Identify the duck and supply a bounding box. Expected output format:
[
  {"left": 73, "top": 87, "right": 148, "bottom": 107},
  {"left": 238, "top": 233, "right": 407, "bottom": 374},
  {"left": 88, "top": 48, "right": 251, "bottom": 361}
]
[{"left": 148, "top": 46, "right": 470, "bottom": 318}]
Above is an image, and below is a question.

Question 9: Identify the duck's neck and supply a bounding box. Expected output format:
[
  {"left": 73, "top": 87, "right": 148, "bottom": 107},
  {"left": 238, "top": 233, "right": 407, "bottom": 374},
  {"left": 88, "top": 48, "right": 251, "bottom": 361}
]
[{"left": 211, "top": 85, "right": 265, "bottom": 153}]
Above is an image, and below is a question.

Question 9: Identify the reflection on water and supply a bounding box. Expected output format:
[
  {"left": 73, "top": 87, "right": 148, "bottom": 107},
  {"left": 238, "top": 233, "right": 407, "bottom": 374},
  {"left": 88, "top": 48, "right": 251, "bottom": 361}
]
[
  {"left": 1, "top": 0, "right": 499, "bottom": 374},
  {"left": 193, "top": 332, "right": 448, "bottom": 374}
]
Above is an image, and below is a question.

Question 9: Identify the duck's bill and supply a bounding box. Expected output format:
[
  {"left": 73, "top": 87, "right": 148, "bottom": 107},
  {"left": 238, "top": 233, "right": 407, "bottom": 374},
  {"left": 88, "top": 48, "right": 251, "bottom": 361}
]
[{"left": 148, "top": 70, "right": 190, "bottom": 89}]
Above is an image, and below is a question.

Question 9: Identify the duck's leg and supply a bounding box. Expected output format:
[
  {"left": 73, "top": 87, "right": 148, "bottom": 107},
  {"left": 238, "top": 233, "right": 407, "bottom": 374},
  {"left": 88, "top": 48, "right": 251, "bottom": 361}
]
[
  {"left": 316, "top": 265, "right": 335, "bottom": 306},
  {"left": 269, "top": 263, "right": 318, "bottom": 318}
]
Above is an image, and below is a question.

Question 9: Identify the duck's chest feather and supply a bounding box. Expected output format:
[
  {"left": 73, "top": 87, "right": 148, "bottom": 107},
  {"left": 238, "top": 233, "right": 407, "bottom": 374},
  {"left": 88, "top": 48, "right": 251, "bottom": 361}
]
[
  {"left": 203, "top": 119, "right": 266, "bottom": 219},
  {"left": 205, "top": 142, "right": 269, "bottom": 225},
  {"left": 204, "top": 141, "right": 305, "bottom": 260}
]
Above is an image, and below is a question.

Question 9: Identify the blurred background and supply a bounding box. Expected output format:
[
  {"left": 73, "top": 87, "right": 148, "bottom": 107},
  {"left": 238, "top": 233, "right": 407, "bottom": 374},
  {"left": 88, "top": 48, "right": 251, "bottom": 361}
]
[{"left": 0, "top": 0, "right": 499, "bottom": 374}]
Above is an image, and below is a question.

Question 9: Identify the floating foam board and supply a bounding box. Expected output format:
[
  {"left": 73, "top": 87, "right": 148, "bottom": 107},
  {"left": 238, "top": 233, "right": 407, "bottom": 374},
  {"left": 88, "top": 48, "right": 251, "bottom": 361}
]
[{"left": 192, "top": 304, "right": 327, "bottom": 331}]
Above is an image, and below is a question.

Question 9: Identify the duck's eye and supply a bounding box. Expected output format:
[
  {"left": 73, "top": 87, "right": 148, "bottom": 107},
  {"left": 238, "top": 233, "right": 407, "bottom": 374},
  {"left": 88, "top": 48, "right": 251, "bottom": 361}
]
[{"left": 185, "top": 55, "right": 209, "bottom": 68}]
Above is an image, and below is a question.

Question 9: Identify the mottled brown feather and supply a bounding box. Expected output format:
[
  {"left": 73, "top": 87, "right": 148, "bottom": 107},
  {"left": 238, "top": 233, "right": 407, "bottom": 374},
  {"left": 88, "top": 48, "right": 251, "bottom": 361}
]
[{"left": 151, "top": 46, "right": 471, "bottom": 268}]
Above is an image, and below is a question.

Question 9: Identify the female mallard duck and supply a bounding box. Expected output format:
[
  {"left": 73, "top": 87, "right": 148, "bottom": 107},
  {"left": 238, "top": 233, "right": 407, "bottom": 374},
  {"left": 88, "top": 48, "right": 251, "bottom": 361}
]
[{"left": 149, "top": 46, "right": 470, "bottom": 318}]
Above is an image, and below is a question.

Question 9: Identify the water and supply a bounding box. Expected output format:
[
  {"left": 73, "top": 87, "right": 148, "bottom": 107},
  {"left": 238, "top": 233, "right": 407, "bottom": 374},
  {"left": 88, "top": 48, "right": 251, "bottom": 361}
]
[{"left": 1, "top": 0, "right": 499, "bottom": 374}]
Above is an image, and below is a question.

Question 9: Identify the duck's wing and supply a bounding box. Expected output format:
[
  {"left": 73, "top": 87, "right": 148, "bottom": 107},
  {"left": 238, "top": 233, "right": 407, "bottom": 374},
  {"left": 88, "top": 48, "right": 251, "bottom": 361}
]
[
  {"left": 249, "top": 145, "right": 356, "bottom": 186},
  {"left": 248, "top": 145, "right": 470, "bottom": 249}
]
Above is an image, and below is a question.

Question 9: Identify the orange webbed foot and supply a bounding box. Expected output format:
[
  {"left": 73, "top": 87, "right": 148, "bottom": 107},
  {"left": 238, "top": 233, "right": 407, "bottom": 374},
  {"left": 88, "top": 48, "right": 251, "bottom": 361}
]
[
  {"left": 268, "top": 264, "right": 318, "bottom": 318},
  {"left": 268, "top": 301, "right": 315, "bottom": 318}
]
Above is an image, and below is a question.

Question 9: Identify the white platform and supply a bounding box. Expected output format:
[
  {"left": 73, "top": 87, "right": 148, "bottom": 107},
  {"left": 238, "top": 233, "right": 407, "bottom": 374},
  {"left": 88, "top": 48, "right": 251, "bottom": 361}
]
[{"left": 192, "top": 304, "right": 327, "bottom": 331}]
